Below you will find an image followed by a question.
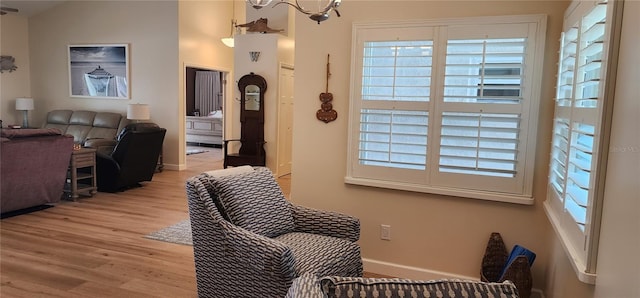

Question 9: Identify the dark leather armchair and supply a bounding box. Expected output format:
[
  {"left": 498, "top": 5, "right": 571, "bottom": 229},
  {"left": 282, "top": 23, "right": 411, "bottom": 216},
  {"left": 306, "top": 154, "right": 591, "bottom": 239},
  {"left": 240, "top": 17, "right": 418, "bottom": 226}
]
[{"left": 96, "top": 123, "right": 166, "bottom": 192}]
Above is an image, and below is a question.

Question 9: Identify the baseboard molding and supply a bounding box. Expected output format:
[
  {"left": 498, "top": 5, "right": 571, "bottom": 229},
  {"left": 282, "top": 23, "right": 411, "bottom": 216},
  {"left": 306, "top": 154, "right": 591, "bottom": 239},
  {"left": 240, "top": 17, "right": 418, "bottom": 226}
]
[
  {"left": 162, "top": 163, "right": 183, "bottom": 171},
  {"left": 363, "top": 258, "right": 545, "bottom": 298},
  {"left": 363, "top": 258, "right": 477, "bottom": 281}
]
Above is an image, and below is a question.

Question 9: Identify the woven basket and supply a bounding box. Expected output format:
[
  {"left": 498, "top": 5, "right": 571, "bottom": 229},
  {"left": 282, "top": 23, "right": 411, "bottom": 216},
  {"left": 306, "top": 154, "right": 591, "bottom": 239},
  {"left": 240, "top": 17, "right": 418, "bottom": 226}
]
[
  {"left": 480, "top": 232, "right": 532, "bottom": 298},
  {"left": 480, "top": 232, "right": 508, "bottom": 283}
]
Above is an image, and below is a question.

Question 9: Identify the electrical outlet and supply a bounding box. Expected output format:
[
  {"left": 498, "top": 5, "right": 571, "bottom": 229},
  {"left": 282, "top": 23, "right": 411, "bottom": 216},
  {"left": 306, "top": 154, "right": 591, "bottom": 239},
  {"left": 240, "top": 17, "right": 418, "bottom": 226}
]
[{"left": 380, "top": 224, "right": 391, "bottom": 240}]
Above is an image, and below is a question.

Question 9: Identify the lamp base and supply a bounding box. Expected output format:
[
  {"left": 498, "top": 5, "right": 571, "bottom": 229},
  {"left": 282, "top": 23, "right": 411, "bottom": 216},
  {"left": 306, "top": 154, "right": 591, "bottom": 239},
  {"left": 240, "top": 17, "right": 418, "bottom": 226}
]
[{"left": 22, "top": 110, "right": 29, "bottom": 128}]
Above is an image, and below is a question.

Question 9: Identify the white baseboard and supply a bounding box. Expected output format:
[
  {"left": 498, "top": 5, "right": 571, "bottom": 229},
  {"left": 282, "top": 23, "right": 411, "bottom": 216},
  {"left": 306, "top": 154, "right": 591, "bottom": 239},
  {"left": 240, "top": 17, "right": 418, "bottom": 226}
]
[
  {"left": 363, "top": 258, "right": 478, "bottom": 281},
  {"left": 363, "top": 258, "right": 545, "bottom": 298}
]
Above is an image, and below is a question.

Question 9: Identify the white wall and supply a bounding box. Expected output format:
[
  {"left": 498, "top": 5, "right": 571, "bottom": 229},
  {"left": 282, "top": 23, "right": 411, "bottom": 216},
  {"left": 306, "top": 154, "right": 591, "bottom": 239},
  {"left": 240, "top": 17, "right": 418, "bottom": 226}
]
[
  {"left": 233, "top": 33, "right": 294, "bottom": 172},
  {"left": 179, "top": 0, "right": 237, "bottom": 170},
  {"left": 27, "top": 1, "right": 180, "bottom": 167},
  {"left": 291, "top": 0, "right": 568, "bottom": 291},
  {"left": 0, "top": 15, "right": 31, "bottom": 127},
  {"left": 593, "top": 2, "right": 640, "bottom": 296}
]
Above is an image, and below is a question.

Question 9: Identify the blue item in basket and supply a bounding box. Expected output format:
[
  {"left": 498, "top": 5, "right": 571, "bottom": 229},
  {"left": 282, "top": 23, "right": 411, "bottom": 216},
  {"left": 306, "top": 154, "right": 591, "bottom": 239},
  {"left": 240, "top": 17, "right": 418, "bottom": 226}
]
[{"left": 499, "top": 245, "right": 536, "bottom": 280}]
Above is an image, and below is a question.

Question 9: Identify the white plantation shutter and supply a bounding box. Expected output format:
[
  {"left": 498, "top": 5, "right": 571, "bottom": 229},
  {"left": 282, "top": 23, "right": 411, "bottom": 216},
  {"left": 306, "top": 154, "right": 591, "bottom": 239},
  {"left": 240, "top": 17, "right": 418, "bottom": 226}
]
[
  {"left": 442, "top": 38, "right": 525, "bottom": 104},
  {"left": 347, "top": 16, "right": 546, "bottom": 203},
  {"left": 361, "top": 40, "right": 433, "bottom": 102},
  {"left": 359, "top": 109, "right": 428, "bottom": 170},
  {"left": 439, "top": 112, "right": 519, "bottom": 177},
  {"left": 430, "top": 24, "right": 542, "bottom": 196},
  {"left": 437, "top": 38, "right": 526, "bottom": 181},
  {"left": 544, "top": 0, "right": 621, "bottom": 283},
  {"left": 549, "top": 119, "right": 570, "bottom": 195},
  {"left": 357, "top": 40, "right": 433, "bottom": 172},
  {"left": 565, "top": 123, "right": 595, "bottom": 230}
]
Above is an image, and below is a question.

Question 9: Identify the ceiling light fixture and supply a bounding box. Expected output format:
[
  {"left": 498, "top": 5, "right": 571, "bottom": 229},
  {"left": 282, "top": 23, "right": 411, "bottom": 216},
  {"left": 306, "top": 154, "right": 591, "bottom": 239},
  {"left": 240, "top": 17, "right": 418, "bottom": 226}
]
[
  {"left": 274, "top": 0, "right": 342, "bottom": 24},
  {"left": 221, "top": 19, "right": 237, "bottom": 48},
  {"left": 246, "top": 0, "right": 273, "bottom": 9}
]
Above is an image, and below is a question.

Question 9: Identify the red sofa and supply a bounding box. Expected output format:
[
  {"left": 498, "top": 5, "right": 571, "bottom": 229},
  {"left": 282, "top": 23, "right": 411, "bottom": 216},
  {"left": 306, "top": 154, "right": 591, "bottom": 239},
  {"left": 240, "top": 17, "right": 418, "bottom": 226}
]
[{"left": 1, "top": 128, "right": 73, "bottom": 214}]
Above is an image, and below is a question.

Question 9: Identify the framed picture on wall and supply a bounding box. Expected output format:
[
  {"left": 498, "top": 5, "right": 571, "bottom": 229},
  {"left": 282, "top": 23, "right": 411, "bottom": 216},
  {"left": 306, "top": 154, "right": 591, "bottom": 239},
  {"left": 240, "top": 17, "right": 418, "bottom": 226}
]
[{"left": 68, "top": 44, "right": 130, "bottom": 99}]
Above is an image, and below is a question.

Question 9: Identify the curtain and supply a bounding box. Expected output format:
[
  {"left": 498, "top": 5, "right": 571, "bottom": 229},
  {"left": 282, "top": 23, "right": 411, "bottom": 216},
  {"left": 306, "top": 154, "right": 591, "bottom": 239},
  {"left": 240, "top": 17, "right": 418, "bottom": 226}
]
[{"left": 195, "top": 71, "right": 221, "bottom": 116}]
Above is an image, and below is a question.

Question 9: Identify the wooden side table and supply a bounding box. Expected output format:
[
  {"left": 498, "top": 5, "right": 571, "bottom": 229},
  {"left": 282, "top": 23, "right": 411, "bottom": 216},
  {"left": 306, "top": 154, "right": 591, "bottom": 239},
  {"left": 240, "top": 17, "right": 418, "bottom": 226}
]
[{"left": 64, "top": 148, "right": 97, "bottom": 201}]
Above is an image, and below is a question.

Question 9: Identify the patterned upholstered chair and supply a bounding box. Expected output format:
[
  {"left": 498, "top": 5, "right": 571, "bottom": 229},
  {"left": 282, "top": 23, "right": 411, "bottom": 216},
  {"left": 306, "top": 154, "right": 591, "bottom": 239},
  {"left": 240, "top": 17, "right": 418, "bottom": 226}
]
[
  {"left": 185, "top": 166, "right": 362, "bottom": 297},
  {"left": 285, "top": 274, "right": 521, "bottom": 298}
]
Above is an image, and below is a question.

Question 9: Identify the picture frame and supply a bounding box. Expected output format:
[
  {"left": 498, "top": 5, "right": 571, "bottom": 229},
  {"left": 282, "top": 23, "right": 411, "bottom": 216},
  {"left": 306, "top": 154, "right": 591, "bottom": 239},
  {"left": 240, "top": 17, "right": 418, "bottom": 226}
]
[{"left": 68, "top": 44, "right": 130, "bottom": 99}]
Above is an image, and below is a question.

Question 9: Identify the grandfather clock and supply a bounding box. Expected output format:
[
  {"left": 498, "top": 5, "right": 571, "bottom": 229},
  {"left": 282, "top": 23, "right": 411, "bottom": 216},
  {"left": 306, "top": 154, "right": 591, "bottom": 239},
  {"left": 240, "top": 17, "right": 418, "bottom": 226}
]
[{"left": 223, "top": 72, "right": 267, "bottom": 168}]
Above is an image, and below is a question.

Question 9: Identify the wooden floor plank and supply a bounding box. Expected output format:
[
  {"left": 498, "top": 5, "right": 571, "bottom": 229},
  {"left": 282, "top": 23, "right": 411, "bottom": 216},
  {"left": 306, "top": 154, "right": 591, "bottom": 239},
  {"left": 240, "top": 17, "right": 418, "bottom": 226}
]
[
  {"left": 1, "top": 276, "right": 86, "bottom": 298},
  {"left": 1, "top": 148, "right": 218, "bottom": 297},
  {"left": 1, "top": 148, "right": 380, "bottom": 297}
]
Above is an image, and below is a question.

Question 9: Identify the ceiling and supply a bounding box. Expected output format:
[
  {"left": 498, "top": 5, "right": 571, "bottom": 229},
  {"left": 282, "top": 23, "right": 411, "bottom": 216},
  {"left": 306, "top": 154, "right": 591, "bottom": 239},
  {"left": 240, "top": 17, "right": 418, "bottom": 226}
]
[{"left": 1, "top": 0, "right": 65, "bottom": 17}]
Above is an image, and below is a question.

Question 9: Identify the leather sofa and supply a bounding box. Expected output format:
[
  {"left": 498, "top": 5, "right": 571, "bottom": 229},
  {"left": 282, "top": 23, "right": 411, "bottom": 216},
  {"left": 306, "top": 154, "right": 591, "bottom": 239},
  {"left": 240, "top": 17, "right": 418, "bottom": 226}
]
[
  {"left": 1, "top": 128, "right": 74, "bottom": 214},
  {"left": 43, "top": 110, "right": 129, "bottom": 153}
]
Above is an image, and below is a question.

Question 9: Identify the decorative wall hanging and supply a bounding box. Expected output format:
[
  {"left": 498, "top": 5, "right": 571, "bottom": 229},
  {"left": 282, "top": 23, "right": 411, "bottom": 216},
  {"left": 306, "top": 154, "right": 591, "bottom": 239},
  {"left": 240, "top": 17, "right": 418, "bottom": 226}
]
[
  {"left": 316, "top": 54, "right": 337, "bottom": 123},
  {"left": 68, "top": 44, "right": 130, "bottom": 99},
  {"left": 0, "top": 55, "right": 17, "bottom": 73},
  {"left": 250, "top": 52, "right": 261, "bottom": 62},
  {"left": 237, "top": 18, "right": 283, "bottom": 33},
  {"left": 0, "top": 6, "right": 19, "bottom": 15}
]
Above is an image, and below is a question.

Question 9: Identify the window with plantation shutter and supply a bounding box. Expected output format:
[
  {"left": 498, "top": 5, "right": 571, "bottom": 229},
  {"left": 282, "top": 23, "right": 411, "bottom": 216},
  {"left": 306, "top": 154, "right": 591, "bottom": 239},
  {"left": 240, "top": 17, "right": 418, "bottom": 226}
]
[
  {"left": 347, "top": 15, "right": 547, "bottom": 204},
  {"left": 544, "top": 0, "right": 622, "bottom": 284}
]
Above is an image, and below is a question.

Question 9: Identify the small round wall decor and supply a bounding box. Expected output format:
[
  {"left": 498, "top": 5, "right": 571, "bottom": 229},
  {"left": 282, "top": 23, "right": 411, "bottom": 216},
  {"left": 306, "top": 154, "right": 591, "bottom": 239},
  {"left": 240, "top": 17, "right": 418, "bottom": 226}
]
[{"left": 0, "top": 55, "right": 17, "bottom": 73}]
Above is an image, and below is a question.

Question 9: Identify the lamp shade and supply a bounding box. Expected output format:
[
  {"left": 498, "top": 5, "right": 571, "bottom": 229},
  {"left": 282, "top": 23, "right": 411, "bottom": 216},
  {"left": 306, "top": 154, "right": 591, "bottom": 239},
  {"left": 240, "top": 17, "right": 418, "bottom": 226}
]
[
  {"left": 127, "top": 103, "right": 150, "bottom": 120},
  {"left": 15, "top": 97, "right": 34, "bottom": 111},
  {"left": 221, "top": 37, "right": 235, "bottom": 48}
]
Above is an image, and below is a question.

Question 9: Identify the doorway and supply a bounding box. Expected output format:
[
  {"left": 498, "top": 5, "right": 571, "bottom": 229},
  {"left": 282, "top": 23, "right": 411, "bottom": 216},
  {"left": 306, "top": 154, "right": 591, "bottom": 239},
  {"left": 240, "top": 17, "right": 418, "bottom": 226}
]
[
  {"left": 277, "top": 64, "right": 294, "bottom": 177},
  {"left": 184, "top": 66, "right": 229, "bottom": 167}
]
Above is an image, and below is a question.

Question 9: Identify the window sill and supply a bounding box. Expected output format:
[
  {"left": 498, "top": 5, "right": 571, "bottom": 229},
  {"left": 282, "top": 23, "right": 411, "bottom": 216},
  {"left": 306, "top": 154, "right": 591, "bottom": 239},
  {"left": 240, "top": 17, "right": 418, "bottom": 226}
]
[
  {"left": 344, "top": 176, "right": 534, "bottom": 205},
  {"left": 543, "top": 200, "right": 597, "bottom": 284}
]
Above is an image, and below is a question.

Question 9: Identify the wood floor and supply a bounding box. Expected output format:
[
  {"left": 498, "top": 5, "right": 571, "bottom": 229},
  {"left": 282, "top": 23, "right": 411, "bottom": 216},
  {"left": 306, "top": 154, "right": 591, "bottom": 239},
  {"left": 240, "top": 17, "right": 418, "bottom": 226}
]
[{"left": 2, "top": 147, "right": 378, "bottom": 297}]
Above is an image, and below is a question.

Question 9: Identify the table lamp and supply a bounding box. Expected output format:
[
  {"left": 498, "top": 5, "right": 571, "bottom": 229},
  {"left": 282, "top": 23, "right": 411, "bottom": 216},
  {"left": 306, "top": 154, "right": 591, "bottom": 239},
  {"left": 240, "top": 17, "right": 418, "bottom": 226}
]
[
  {"left": 15, "top": 97, "right": 34, "bottom": 128},
  {"left": 127, "top": 103, "right": 150, "bottom": 123}
]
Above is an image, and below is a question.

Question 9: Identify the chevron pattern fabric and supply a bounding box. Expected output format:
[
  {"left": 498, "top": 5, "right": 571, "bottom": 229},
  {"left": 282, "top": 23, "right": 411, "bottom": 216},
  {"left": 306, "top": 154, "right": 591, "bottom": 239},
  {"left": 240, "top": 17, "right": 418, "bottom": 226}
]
[
  {"left": 276, "top": 232, "right": 362, "bottom": 277},
  {"left": 212, "top": 167, "right": 295, "bottom": 238},
  {"left": 285, "top": 273, "right": 324, "bottom": 297},
  {"left": 185, "top": 167, "right": 363, "bottom": 298},
  {"left": 286, "top": 275, "right": 520, "bottom": 298},
  {"left": 291, "top": 205, "right": 361, "bottom": 243}
]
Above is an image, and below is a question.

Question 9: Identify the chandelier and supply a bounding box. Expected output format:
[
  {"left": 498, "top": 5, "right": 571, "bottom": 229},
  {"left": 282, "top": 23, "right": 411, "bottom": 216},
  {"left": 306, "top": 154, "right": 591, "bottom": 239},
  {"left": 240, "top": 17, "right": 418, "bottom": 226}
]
[
  {"left": 246, "top": 0, "right": 273, "bottom": 9},
  {"left": 246, "top": 0, "right": 342, "bottom": 24}
]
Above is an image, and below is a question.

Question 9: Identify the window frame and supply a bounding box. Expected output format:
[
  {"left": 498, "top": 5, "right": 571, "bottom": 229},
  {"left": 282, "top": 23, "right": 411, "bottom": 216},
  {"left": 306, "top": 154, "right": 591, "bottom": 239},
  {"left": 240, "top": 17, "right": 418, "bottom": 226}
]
[
  {"left": 346, "top": 15, "right": 548, "bottom": 205},
  {"left": 543, "top": 0, "right": 622, "bottom": 284}
]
